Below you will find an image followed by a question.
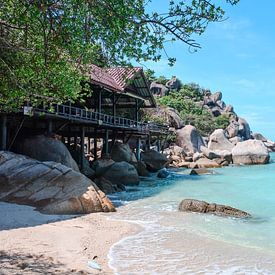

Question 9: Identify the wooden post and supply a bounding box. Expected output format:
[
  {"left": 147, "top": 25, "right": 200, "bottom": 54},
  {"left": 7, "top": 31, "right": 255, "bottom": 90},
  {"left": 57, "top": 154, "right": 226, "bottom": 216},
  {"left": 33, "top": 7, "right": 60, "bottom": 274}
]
[
  {"left": 157, "top": 139, "right": 161, "bottom": 152},
  {"left": 94, "top": 129, "right": 98, "bottom": 161},
  {"left": 47, "top": 119, "right": 53, "bottom": 133},
  {"left": 136, "top": 137, "right": 141, "bottom": 161},
  {"left": 98, "top": 90, "right": 102, "bottom": 113},
  {"left": 146, "top": 135, "right": 151, "bottom": 151},
  {"left": 80, "top": 126, "right": 85, "bottom": 170},
  {"left": 112, "top": 93, "right": 116, "bottom": 117},
  {"left": 104, "top": 130, "right": 109, "bottom": 155},
  {"left": 74, "top": 135, "right": 78, "bottom": 151},
  {"left": 0, "top": 114, "right": 7, "bottom": 151},
  {"left": 88, "top": 137, "right": 91, "bottom": 154},
  {"left": 135, "top": 99, "right": 139, "bottom": 122}
]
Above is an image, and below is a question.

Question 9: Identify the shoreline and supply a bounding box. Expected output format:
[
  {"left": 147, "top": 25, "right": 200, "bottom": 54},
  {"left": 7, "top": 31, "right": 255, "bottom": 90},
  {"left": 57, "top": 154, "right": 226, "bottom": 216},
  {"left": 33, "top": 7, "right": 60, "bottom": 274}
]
[{"left": 0, "top": 202, "right": 139, "bottom": 274}]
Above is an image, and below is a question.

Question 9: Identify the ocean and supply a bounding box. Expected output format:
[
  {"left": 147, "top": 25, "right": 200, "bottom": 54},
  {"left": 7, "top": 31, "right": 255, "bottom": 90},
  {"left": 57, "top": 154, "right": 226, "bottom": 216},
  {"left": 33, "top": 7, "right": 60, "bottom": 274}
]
[{"left": 108, "top": 153, "right": 275, "bottom": 274}]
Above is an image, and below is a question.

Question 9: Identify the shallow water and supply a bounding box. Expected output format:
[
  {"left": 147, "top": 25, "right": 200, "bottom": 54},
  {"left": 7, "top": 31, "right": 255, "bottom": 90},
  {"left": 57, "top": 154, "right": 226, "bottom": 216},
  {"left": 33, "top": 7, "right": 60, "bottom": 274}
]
[{"left": 109, "top": 153, "right": 275, "bottom": 274}]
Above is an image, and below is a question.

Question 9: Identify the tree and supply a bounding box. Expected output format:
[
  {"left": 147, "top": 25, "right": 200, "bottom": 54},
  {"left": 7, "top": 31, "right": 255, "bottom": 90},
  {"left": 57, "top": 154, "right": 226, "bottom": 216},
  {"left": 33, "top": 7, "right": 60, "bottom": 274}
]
[{"left": 0, "top": 0, "right": 239, "bottom": 111}]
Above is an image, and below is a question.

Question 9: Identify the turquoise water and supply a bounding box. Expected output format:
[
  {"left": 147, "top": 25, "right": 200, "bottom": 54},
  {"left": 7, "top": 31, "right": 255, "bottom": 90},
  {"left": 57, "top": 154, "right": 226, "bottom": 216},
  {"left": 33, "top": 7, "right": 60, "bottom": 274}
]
[{"left": 109, "top": 153, "right": 275, "bottom": 274}]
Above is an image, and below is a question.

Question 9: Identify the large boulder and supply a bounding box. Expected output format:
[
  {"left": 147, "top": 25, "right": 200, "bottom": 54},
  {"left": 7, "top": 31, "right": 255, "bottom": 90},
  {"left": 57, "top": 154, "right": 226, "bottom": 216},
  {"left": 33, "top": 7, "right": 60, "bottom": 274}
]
[
  {"left": 166, "top": 76, "right": 182, "bottom": 90},
  {"left": 16, "top": 135, "right": 79, "bottom": 172},
  {"left": 264, "top": 140, "right": 275, "bottom": 152},
  {"left": 143, "top": 106, "right": 184, "bottom": 129},
  {"left": 176, "top": 125, "right": 205, "bottom": 155},
  {"left": 110, "top": 142, "right": 137, "bottom": 163},
  {"left": 0, "top": 151, "right": 115, "bottom": 214},
  {"left": 252, "top": 132, "right": 267, "bottom": 142},
  {"left": 238, "top": 117, "right": 251, "bottom": 140},
  {"left": 150, "top": 82, "right": 169, "bottom": 96},
  {"left": 211, "top": 92, "right": 222, "bottom": 103},
  {"left": 165, "top": 108, "right": 184, "bottom": 129},
  {"left": 208, "top": 129, "right": 234, "bottom": 152},
  {"left": 91, "top": 158, "right": 115, "bottom": 177},
  {"left": 179, "top": 199, "right": 251, "bottom": 218},
  {"left": 194, "top": 158, "right": 221, "bottom": 168},
  {"left": 226, "top": 120, "right": 239, "bottom": 139},
  {"left": 232, "top": 140, "right": 270, "bottom": 165},
  {"left": 141, "top": 150, "right": 168, "bottom": 172},
  {"left": 102, "top": 161, "right": 140, "bottom": 186}
]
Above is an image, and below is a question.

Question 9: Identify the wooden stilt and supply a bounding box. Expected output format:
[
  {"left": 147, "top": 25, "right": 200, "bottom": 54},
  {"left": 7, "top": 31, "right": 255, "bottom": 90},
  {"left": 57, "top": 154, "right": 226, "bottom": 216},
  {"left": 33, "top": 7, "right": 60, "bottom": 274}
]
[
  {"left": 136, "top": 137, "right": 141, "bottom": 161},
  {"left": 104, "top": 130, "right": 109, "bottom": 155},
  {"left": 94, "top": 129, "right": 98, "bottom": 161},
  {"left": 0, "top": 115, "right": 7, "bottom": 151},
  {"left": 80, "top": 126, "right": 85, "bottom": 170}
]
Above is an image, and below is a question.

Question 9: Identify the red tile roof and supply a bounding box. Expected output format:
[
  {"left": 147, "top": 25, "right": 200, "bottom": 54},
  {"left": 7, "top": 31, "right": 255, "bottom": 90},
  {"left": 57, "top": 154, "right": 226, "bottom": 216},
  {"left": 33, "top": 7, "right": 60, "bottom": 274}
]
[{"left": 88, "top": 64, "right": 142, "bottom": 92}]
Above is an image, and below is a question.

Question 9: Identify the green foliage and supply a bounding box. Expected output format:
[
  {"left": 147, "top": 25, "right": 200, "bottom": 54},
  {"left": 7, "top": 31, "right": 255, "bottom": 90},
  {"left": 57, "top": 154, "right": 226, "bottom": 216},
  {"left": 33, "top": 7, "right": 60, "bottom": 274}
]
[
  {"left": 214, "top": 114, "right": 230, "bottom": 129},
  {"left": 0, "top": 0, "right": 239, "bottom": 111}
]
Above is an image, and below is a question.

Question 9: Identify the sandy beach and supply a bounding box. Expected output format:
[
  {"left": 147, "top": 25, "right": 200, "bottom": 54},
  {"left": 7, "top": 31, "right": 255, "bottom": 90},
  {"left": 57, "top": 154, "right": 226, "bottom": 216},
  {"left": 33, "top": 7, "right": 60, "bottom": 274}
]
[{"left": 0, "top": 202, "right": 138, "bottom": 274}]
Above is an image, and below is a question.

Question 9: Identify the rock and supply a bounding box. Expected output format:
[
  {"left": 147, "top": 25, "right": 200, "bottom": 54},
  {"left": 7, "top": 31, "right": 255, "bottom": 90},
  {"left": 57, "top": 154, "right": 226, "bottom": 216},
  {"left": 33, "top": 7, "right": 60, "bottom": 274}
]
[
  {"left": 195, "top": 158, "right": 221, "bottom": 168},
  {"left": 185, "top": 156, "right": 193, "bottom": 162},
  {"left": 226, "top": 120, "right": 239, "bottom": 138},
  {"left": 200, "top": 146, "right": 220, "bottom": 160},
  {"left": 264, "top": 140, "right": 275, "bottom": 152},
  {"left": 15, "top": 135, "right": 79, "bottom": 172},
  {"left": 213, "top": 158, "right": 229, "bottom": 166},
  {"left": 91, "top": 158, "right": 115, "bottom": 177},
  {"left": 143, "top": 106, "right": 184, "bottom": 129},
  {"left": 211, "top": 107, "right": 222, "bottom": 117},
  {"left": 141, "top": 150, "right": 168, "bottom": 172},
  {"left": 165, "top": 108, "right": 184, "bottom": 129},
  {"left": 189, "top": 162, "right": 199, "bottom": 169},
  {"left": 0, "top": 151, "right": 115, "bottom": 214},
  {"left": 69, "top": 147, "right": 95, "bottom": 178},
  {"left": 110, "top": 142, "right": 137, "bottom": 163},
  {"left": 94, "top": 177, "right": 123, "bottom": 194},
  {"left": 102, "top": 161, "right": 140, "bottom": 186},
  {"left": 157, "top": 168, "right": 170, "bottom": 178},
  {"left": 252, "top": 132, "right": 267, "bottom": 142},
  {"left": 208, "top": 129, "right": 234, "bottom": 152},
  {"left": 189, "top": 169, "right": 215, "bottom": 175},
  {"left": 177, "top": 161, "right": 191, "bottom": 168},
  {"left": 211, "top": 92, "right": 222, "bottom": 103},
  {"left": 216, "top": 100, "right": 226, "bottom": 110},
  {"left": 176, "top": 125, "right": 205, "bottom": 154},
  {"left": 229, "top": 136, "right": 242, "bottom": 145},
  {"left": 179, "top": 199, "right": 251, "bottom": 218},
  {"left": 134, "top": 161, "right": 150, "bottom": 177},
  {"left": 150, "top": 82, "right": 169, "bottom": 96},
  {"left": 238, "top": 117, "right": 251, "bottom": 140},
  {"left": 193, "top": 152, "right": 203, "bottom": 162},
  {"left": 166, "top": 76, "right": 182, "bottom": 90},
  {"left": 224, "top": 105, "right": 234, "bottom": 113},
  {"left": 232, "top": 140, "right": 270, "bottom": 165}
]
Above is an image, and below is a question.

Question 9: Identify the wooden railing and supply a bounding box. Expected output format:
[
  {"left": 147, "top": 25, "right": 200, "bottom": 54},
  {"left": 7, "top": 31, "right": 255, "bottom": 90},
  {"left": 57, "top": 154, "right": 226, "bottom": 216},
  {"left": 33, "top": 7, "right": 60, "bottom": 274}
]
[{"left": 29, "top": 103, "right": 169, "bottom": 134}]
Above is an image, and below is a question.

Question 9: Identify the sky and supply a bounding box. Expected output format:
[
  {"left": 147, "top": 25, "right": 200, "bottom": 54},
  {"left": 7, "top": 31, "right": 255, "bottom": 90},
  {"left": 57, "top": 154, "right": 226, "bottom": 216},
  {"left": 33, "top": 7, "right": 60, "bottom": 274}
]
[{"left": 141, "top": 0, "right": 275, "bottom": 139}]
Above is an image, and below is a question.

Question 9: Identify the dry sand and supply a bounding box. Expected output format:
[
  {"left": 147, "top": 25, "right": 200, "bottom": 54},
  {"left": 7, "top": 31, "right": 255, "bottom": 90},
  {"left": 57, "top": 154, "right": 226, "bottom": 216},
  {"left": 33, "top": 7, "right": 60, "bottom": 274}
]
[{"left": 0, "top": 202, "right": 138, "bottom": 274}]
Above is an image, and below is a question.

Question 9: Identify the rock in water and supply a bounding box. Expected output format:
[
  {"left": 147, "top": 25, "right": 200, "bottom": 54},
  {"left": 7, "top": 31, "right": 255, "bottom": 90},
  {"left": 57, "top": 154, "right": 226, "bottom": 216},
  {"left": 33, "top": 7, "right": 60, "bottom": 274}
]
[
  {"left": 157, "top": 168, "right": 170, "bottom": 178},
  {"left": 176, "top": 125, "right": 205, "bottom": 155},
  {"left": 232, "top": 140, "right": 270, "bottom": 165},
  {"left": 0, "top": 151, "right": 115, "bottom": 214},
  {"left": 141, "top": 150, "right": 168, "bottom": 172},
  {"left": 179, "top": 199, "right": 251, "bottom": 218},
  {"left": 102, "top": 161, "right": 140, "bottom": 186}
]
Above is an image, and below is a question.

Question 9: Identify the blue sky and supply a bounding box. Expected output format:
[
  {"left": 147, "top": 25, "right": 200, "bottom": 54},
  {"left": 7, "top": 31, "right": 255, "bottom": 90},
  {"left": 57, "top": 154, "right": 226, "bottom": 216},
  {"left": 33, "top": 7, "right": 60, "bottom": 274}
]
[{"left": 141, "top": 0, "right": 275, "bottom": 139}]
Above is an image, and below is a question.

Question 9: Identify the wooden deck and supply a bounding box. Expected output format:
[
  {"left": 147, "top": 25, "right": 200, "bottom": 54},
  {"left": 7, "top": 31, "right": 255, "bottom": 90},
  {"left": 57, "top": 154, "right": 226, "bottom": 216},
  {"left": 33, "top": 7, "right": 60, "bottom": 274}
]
[{"left": 28, "top": 103, "right": 169, "bottom": 135}]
